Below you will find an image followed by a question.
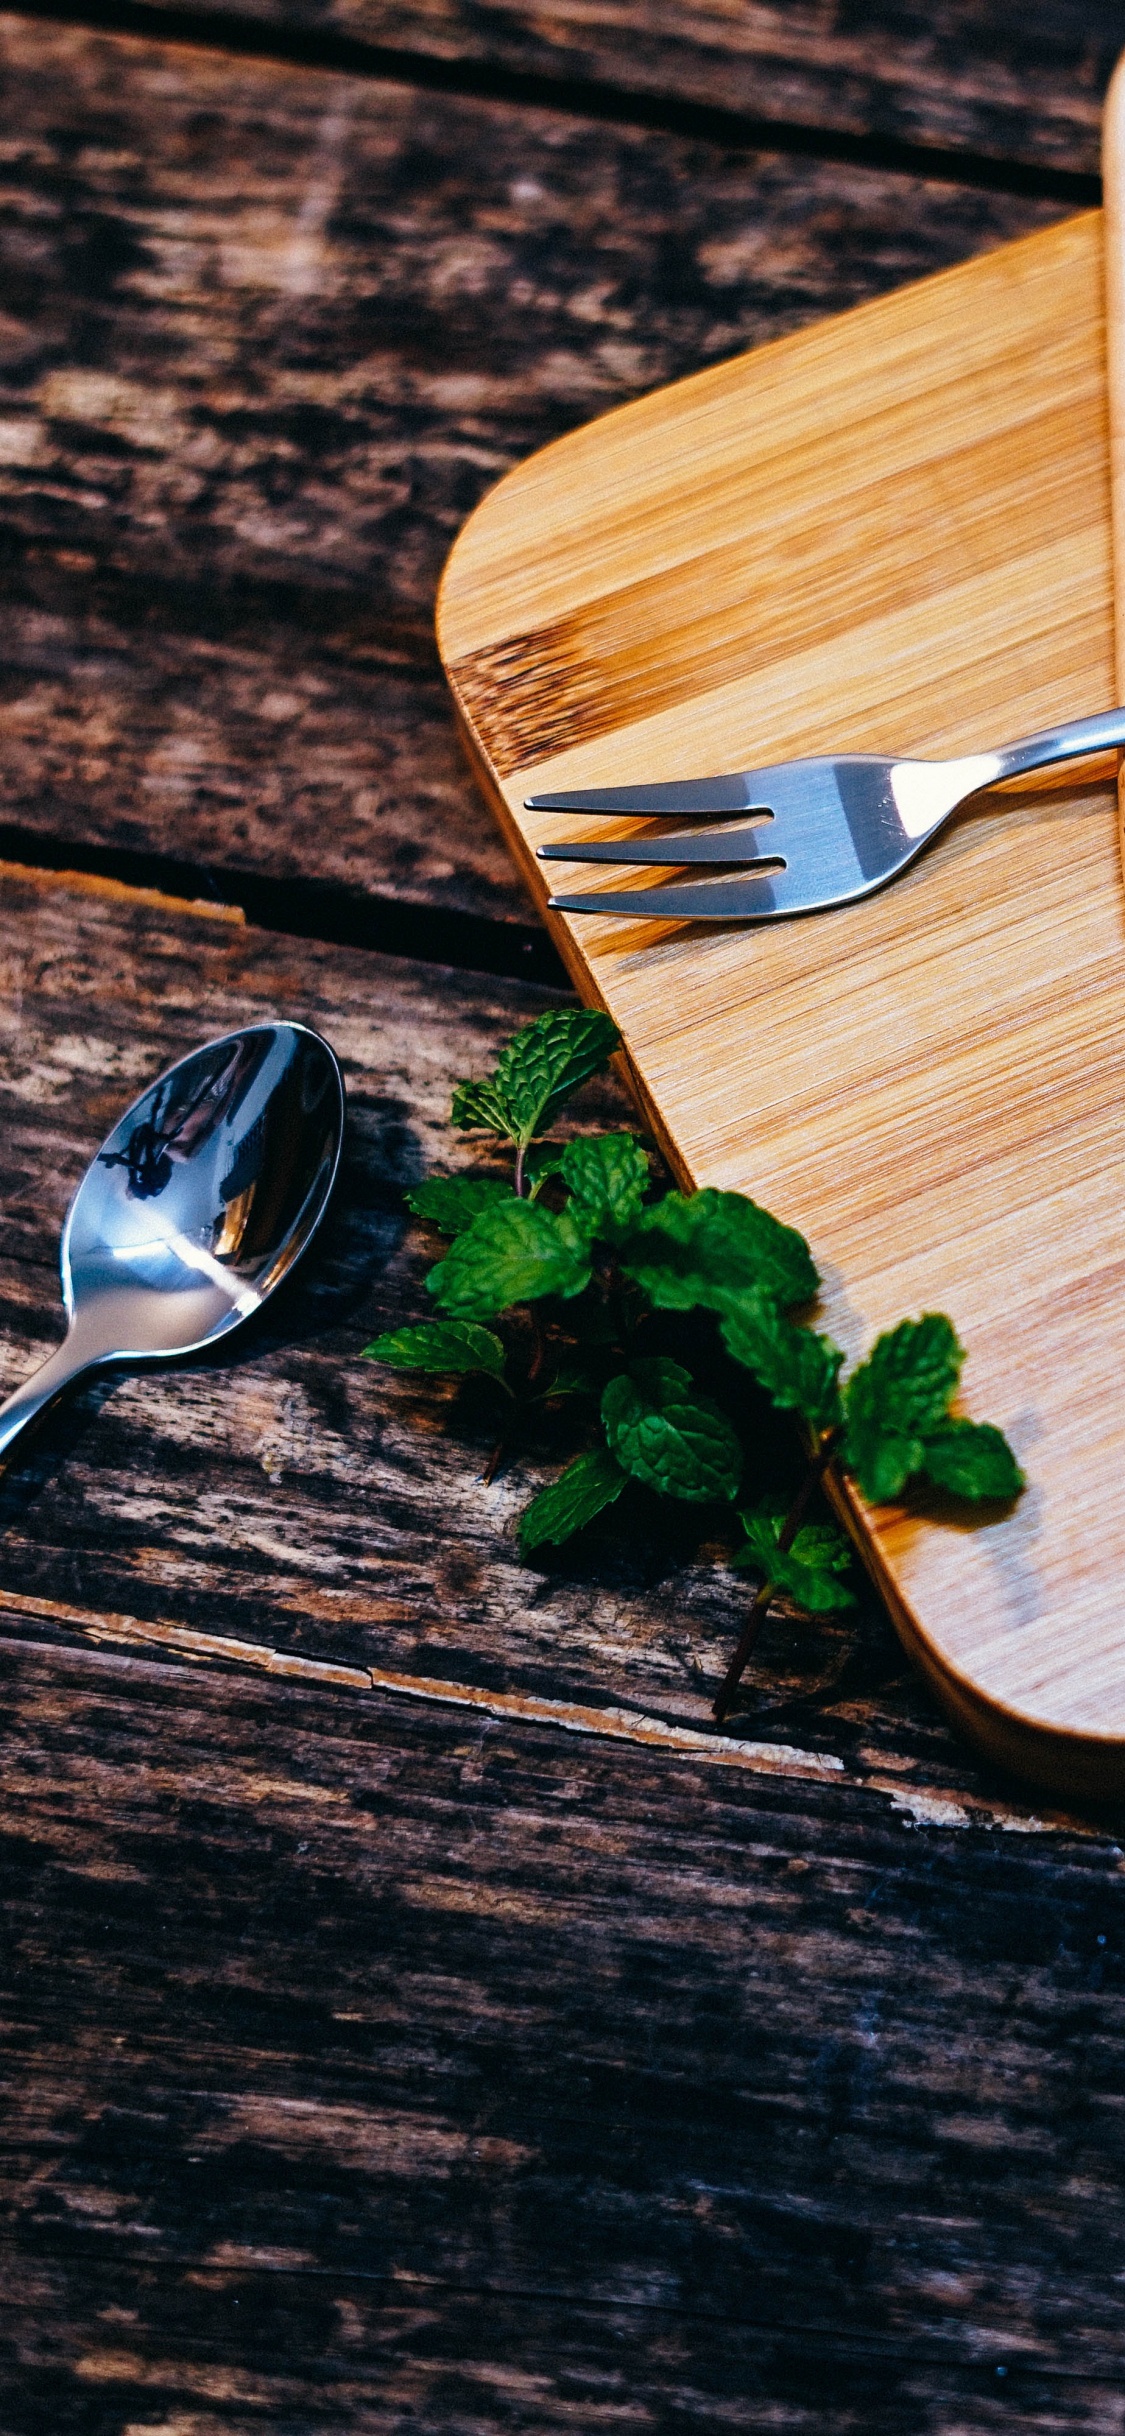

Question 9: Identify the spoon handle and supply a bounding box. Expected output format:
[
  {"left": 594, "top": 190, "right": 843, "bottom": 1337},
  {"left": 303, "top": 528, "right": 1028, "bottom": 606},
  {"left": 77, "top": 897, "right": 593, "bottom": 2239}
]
[{"left": 0, "top": 1336, "right": 95, "bottom": 1462}]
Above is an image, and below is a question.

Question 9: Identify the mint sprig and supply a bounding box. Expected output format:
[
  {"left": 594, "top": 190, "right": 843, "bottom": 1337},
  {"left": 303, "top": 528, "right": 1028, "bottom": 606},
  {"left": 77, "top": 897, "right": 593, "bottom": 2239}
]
[
  {"left": 451, "top": 1005, "right": 619, "bottom": 1192},
  {"left": 842, "top": 1312, "right": 962, "bottom": 1500},
  {"left": 733, "top": 1504, "right": 856, "bottom": 1613},
  {"left": 366, "top": 1012, "right": 1024, "bottom": 1728}
]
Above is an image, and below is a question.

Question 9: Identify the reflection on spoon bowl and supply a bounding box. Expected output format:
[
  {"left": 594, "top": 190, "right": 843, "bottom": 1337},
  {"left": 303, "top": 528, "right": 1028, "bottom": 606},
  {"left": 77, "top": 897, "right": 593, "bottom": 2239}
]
[{"left": 0, "top": 1021, "right": 345, "bottom": 1463}]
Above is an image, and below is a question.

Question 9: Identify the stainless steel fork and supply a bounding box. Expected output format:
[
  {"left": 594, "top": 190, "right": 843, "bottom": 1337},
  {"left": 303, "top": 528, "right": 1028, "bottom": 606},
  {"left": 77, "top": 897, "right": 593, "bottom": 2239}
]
[{"left": 527, "top": 706, "right": 1125, "bottom": 922}]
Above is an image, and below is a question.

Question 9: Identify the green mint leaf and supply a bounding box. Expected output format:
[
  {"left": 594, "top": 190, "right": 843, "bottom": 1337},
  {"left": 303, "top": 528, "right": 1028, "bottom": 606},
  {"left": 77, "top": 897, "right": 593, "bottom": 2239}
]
[
  {"left": 842, "top": 1313, "right": 964, "bottom": 1502},
  {"left": 560, "top": 1133, "right": 649, "bottom": 1241},
  {"left": 449, "top": 1078, "right": 514, "bottom": 1139},
  {"left": 720, "top": 1291, "right": 845, "bottom": 1431},
  {"left": 405, "top": 1174, "right": 511, "bottom": 1235},
  {"left": 849, "top": 1311, "right": 963, "bottom": 1434},
  {"left": 621, "top": 1187, "right": 818, "bottom": 1313},
  {"left": 364, "top": 1319, "right": 508, "bottom": 1382},
  {"left": 428, "top": 1199, "right": 592, "bottom": 1318},
  {"left": 518, "top": 1445, "right": 628, "bottom": 1552},
  {"left": 601, "top": 1356, "right": 742, "bottom": 1503},
  {"left": 494, "top": 1008, "right": 620, "bottom": 1142},
  {"left": 842, "top": 1422, "right": 919, "bottom": 1504},
  {"left": 452, "top": 1008, "right": 619, "bottom": 1149},
  {"left": 920, "top": 1419, "right": 1025, "bottom": 1502},
  {"left": 732, "top": 1505, "right": 855, "bottom": 1612}
]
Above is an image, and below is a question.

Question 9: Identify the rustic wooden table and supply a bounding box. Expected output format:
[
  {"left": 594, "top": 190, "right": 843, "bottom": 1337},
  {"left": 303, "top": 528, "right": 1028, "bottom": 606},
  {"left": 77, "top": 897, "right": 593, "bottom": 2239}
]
[{"left": 0, "top": 5, "right": 1123, "bottom": 2428}]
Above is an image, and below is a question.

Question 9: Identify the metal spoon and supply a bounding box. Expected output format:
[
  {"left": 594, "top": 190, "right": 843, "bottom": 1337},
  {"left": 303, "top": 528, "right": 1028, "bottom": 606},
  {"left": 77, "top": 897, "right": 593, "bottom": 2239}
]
[{"left": 0, "top": 1020, "right": 345, "bottom": 1463}]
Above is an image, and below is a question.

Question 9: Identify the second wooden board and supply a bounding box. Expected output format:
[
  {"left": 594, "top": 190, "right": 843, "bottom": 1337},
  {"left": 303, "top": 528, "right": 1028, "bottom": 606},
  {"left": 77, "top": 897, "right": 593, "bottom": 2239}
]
[{"left": 438, "top": 211, "right": 1123, "bottom": 1801}]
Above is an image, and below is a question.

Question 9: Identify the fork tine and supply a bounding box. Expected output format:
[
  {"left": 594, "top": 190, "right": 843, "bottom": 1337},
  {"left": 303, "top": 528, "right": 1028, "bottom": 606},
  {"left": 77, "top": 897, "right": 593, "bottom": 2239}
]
[
  {"left": 525, "top": 774, "right": 757, "bottom": 817},
  {"left": 538, "top": 818, "right": 781, "bottom": 868},
  {"left": 547, "top": 870, "right": 792, "bottom": 921}
]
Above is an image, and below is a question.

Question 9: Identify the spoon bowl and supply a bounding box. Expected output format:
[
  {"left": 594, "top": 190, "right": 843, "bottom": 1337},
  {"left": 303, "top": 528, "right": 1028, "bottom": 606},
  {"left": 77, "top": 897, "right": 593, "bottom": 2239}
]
[{"left": 0, "top": 1021, "right": 345, "bottom": 1462}]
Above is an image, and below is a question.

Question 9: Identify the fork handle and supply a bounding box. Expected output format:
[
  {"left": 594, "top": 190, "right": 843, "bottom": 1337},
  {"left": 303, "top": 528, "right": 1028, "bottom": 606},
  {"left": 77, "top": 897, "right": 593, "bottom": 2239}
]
[{"left": 988, "top": 705, "right": 1125, "bottom": 786}]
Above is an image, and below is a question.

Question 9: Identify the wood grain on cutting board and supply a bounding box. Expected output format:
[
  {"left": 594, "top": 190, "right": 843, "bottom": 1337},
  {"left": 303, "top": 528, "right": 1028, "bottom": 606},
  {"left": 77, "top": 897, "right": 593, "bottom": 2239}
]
[{"left": 438, "top": 211, "right": 1125, "bottom": 1799}]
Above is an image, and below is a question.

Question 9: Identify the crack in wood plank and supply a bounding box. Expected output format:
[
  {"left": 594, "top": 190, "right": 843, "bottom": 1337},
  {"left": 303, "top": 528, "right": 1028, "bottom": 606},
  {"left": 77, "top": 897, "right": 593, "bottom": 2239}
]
[{"left": 0, "top": 1589, "right": 1080, "bottom": 1832}]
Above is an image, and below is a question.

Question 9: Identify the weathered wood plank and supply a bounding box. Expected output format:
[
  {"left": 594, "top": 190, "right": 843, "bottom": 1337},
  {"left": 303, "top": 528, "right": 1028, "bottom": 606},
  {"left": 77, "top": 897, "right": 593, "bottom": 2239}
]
[
  {"left": 0, "top": 612, "right": 529, "bottom": 930},
  {"left": 133, "top": 0, "right": 1119, "bottom": 183},
  {"left": 0, "top": 860, "right": 1081, "bottom": 1821},
  {"left": 0, "top": 19, "right": 1057, "bottom": 918},
  {"left": 2, "top": 1634, "right": 1125, "bottom": 2431}
]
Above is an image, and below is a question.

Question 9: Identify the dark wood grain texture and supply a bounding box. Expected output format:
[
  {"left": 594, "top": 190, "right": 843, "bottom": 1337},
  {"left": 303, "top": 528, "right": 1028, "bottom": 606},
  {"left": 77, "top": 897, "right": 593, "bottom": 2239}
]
[
  {"left": 3, "top": 1635, "right": 1125, "bottom": 2434},
  {"left": 121, "top": 0, "right": 1121, "bottom": 183},
  {"left": 0, "top": 17, "right": 1057, "bottom": 925}
]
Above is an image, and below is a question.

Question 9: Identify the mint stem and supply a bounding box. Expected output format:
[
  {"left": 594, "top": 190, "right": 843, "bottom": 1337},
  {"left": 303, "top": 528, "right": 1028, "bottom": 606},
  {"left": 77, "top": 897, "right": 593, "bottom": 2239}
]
[
  {"left": 514, "top": 1141, "right": 527, "bottom": 1197},
  {"left": 713, "top": 1430, "right": 841, "bottom": 1726}
]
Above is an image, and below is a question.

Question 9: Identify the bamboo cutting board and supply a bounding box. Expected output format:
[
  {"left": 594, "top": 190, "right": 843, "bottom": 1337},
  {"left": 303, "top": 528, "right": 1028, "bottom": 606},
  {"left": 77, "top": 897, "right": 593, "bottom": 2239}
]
[{"left": 437, "top": 210, "right": 1125, "bottom": 1802}]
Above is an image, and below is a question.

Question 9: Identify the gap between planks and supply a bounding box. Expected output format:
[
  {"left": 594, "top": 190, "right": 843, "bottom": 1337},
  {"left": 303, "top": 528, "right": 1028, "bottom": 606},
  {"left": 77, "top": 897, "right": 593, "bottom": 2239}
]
[
  {"left": 0, "top": 1586, "right": 1083, "bottom": 1836},
  {"left": 0, "top": 857, "right": 245, "bottom": 925},
  {"left": 0, "top": 849, "right": 566, "bottom": 982}
]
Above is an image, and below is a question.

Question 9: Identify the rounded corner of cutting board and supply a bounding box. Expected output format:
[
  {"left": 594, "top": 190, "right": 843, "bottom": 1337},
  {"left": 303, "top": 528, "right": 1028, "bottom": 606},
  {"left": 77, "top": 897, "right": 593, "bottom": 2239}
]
[
  {"left": 437, "top": 209, "right": 1125, "bottom": 1808},
  {"left": 888, "top": 1607, "right": 1125, "bottom": 1810},
  {"left": 851, "top": 1495, "right": 1125, "bottom": 1807},
  {"left": 437, "top": 208, "right": 1105, "bottom": 668}
]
